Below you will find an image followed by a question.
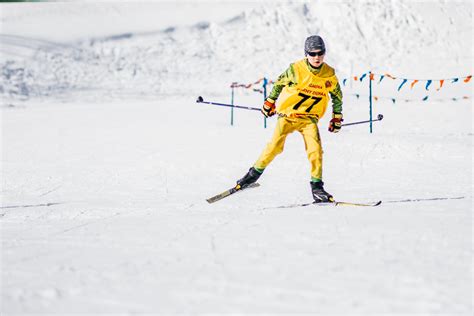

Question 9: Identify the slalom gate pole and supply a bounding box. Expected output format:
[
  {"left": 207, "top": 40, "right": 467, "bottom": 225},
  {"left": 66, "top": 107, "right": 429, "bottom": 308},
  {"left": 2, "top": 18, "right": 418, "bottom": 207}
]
[
  {"left": 369, "top": 70, "right": 373, "bottom": 133},
  {"left": 263, "top": 78, "right": 268, "bottom": 129},
  {"left": 230, "top": 85, "right": 235, "bottom": 126}
]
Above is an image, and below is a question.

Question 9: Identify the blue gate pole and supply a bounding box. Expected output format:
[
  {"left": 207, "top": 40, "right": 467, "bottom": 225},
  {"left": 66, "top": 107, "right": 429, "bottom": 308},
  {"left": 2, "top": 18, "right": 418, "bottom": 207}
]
[
  {"left": 231, "top": 84, "right": 235, "bottom": 126},
  {"left": 263, "top": 77, "right": 268, "bottom": 129},
  {"left": 369, "top": 71, "right": 373, "bottom": 133}
]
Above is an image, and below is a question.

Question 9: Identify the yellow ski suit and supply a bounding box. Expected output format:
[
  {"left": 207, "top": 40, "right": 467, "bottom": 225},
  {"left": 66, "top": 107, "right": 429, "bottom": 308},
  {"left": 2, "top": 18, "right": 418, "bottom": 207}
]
[{"left": 254, "top": 58, "right": 343, "bottom": 182}]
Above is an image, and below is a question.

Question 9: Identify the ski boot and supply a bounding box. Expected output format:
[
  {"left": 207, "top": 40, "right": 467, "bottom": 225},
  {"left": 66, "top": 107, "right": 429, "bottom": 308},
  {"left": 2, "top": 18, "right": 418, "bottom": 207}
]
[
  {"left": 310, "top": 181, "right": 334, "bottom": 203},
  {"left": 237, "top": 167, "right": 262, "bottom": 188}
]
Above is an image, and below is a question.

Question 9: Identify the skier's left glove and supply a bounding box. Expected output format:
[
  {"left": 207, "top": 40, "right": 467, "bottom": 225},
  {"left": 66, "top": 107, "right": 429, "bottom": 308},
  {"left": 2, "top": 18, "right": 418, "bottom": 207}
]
[
  {"left": 328, "top": 113, "right": 343, "bottom": 133},
  {"left": 261, "top": 98, "right": 276, "bottom": 118}
]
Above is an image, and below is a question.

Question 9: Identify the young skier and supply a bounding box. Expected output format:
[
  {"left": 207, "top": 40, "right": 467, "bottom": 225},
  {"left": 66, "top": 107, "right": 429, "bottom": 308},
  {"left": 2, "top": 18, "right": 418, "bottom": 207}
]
[{"left": 236, "top": 35, "right": 343, "bottom": 203}]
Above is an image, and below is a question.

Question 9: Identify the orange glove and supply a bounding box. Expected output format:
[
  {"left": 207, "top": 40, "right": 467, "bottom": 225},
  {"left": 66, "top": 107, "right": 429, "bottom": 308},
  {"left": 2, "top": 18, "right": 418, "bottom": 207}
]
[
  {"left": 328, "top": 113, "right": 343, "bottom": 133},
  {"left": 261, "top": 98, "right": 276, "bottom": 118}
]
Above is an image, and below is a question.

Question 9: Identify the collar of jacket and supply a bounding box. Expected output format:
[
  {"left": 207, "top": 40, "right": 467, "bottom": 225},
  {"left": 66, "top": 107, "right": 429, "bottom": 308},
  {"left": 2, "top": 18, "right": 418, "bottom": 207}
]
[{"left": 305, "top": 59, "right": 324, "bottom": 73}]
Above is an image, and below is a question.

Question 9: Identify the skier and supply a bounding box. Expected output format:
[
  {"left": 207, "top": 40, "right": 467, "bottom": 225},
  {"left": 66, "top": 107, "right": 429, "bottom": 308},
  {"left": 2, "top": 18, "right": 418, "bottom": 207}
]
[{"left": 236, "top": 35, "right": 343, "bottom": 203}]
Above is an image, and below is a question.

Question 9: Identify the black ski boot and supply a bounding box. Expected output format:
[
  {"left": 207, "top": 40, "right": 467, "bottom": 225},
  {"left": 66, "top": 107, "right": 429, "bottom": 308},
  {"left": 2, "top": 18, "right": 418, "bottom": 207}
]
[
  {"left": 237, "top": 167, "right": 262, "bottom": 188},
  {"left": 310, "top": 181, "right": 334, "bottom": 203}
]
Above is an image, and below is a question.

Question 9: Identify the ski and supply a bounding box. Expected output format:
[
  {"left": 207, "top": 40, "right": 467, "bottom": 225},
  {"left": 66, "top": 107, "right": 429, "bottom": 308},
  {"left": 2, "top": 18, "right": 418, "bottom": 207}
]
[
  {"left": 333, "top": 200, "right": 382, "bottom": 207},
  {"left": 270, "top": 200, "right": 382, "bottom": 209},
  {"left": 206, "top": 182, "right": 260, "bottom": 203}
]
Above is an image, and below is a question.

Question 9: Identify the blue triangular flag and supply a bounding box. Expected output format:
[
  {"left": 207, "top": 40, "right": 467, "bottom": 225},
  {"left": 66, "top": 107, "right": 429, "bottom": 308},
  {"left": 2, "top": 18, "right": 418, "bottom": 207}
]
[
  {"left": 397, "top": 79, "right": 408, "bottom": 91},
  {"left": 425, "top": 80, "right": 432, "bottom": 90}
]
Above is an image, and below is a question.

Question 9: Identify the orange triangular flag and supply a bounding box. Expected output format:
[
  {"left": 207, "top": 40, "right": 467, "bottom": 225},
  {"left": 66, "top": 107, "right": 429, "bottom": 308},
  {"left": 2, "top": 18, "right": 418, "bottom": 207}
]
[{"left": 437, "top": 80, "right": 445, "bottom": 90}]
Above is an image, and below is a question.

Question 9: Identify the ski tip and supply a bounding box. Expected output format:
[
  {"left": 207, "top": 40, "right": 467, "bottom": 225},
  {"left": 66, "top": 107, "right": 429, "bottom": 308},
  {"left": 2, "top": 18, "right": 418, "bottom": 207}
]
[
  {"left": 206, "top": 197, "right": 217, "bottom": 204},
  {"left": 206, "top": 182, "right": 261, "bottom": 204}
]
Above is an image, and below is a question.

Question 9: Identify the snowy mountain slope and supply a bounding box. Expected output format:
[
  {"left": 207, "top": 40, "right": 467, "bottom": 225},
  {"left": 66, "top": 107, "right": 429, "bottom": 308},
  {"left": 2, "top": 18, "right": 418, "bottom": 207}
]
[{"left": 1, "top": 0, "right": 472, "bottom": 101}]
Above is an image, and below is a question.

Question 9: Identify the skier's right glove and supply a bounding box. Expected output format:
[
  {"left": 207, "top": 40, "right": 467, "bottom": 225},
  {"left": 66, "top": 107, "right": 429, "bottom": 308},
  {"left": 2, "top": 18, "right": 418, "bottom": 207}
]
[
  {"left": 261, "top": 98, "right": 276, "bottom": 118},
  {"left": 328, "top": 113, "right": 343, "bottom": 133}
]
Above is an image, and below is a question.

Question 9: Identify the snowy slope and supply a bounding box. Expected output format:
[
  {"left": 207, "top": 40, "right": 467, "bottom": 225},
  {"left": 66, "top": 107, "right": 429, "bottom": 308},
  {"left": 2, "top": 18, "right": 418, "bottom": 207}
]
[
  {"left": 2, "top": 96, "right": 472, "bottom": 314},
  {"left": 1, "top": 1, "right": 473, "bottom": 315}
]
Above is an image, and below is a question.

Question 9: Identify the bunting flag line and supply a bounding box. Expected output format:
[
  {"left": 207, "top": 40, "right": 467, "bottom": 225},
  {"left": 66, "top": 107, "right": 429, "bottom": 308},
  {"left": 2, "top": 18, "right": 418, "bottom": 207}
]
[
  {"left": 346, "top": 93, "right": 471, "bottom": 104},
  {"left": 338, "top": 72, "right": 472, "bottom": 93},
  {"left": 230, "top": 72, "right": 471, "bottom": 97},
  {"left": 230, "top": 78, "right": 274, "bottom": 90},
  {"left": 373, "top": 73, "right": 472, "bottom": 92}
]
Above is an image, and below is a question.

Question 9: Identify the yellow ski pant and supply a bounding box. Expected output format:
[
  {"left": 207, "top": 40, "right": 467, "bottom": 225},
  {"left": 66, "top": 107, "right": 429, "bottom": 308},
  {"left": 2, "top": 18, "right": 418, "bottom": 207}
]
[{"left": 254, "top": 116, "right": 323, "bottom": 181}]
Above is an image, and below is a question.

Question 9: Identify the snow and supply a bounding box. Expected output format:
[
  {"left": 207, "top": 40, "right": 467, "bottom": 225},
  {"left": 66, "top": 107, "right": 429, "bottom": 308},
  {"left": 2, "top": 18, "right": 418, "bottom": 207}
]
[{"left": 1, "top": 0, "right": 473, "bottom": 314}]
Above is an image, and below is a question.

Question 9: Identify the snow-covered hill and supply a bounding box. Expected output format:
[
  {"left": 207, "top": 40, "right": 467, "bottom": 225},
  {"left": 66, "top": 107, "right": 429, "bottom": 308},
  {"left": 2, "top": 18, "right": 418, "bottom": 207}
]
[{"left": 1, "top": 0, "right": 472, "bottom": 101}]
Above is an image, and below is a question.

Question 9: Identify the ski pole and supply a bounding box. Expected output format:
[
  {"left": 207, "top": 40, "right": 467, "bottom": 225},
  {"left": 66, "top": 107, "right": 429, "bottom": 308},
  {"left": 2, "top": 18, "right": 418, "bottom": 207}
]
[
  {"left": 196, "top": 96, "right": 260, "bottom": 112},
  {"left": 341, "top": 114, "right": 383, "bottom": 127},
  {"left": 197, "top": 96, "right": 384, "bottom": 127}
]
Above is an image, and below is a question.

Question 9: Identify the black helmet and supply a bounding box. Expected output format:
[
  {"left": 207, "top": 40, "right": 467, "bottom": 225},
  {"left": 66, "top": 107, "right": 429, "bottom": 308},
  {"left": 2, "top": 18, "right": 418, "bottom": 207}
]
[{"left": 305, "top": 35, "right": 326, "bottom": 55}]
